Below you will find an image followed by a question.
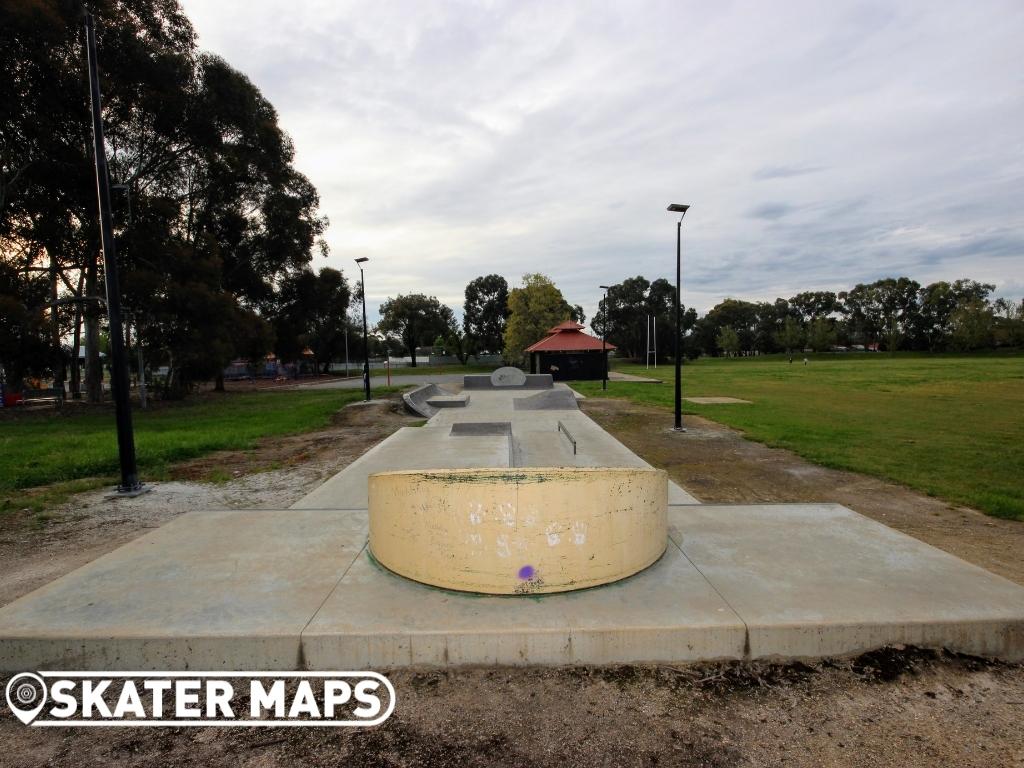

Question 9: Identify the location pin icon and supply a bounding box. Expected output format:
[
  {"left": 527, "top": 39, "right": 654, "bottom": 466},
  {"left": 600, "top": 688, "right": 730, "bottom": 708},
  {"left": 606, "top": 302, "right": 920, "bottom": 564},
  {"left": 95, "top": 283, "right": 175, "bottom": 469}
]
[{"left": 5, "top": 673, "right": 47, "bottom": 725}]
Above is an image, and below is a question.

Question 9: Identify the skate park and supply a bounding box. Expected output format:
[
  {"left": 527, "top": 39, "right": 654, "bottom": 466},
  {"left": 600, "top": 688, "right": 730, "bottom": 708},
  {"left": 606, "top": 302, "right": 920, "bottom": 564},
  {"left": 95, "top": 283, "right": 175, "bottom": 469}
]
[{"left": 0, "top": 368, "right": 1022, "bottom": 671}]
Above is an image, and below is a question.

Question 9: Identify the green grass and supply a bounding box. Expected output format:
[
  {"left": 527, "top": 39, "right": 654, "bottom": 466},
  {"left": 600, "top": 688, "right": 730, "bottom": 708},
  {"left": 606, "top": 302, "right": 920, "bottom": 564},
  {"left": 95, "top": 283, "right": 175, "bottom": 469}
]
[
  {"left": 0, "top": 387, "right": 403, "bottom": 510},
  {"left": 572, "top": 354, "right": 1024, "bottom": 521}
]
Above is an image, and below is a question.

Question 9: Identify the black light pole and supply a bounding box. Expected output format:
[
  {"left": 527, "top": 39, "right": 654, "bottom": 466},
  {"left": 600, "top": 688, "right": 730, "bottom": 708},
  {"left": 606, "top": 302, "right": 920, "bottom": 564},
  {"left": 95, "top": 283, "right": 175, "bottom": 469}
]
[
  {"left": 86, "top": 12, "right": 144, "bottom": 494},
  {"left": 599, "top": 285, "right": 611, "bottom": 390},
  {"left": 355, "top": 257, "right": 371, "bottom": 401},
  {"left": 667, "top": 203, "right": 690, "bottom": 432}
]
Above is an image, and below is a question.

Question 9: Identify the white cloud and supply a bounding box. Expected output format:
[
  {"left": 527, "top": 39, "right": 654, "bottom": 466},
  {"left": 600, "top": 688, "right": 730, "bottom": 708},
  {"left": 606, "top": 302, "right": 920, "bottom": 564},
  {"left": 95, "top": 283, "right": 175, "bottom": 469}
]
[{"left": 180, "top": 0, "right": 1024, "bottom": 323}]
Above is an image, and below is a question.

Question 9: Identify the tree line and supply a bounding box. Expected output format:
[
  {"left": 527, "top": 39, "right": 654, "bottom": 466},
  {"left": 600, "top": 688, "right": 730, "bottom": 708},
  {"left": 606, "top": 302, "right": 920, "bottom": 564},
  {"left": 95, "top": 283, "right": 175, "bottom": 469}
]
[
  {"left": 3, "top": 1, "right": 1020, "bottom": 397},
  {"left": 596, "top": 276, "right": 1024, "bottom": 360}
]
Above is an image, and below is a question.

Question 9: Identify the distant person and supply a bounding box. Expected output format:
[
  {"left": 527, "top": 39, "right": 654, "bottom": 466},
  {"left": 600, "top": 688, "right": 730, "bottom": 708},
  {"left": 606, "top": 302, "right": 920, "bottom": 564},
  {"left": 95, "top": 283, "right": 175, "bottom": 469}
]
[
  {"left": 803, "top": 357, "right": 808, "bottom": 366},
  {"left": 788, "top": 356, "right": 793, "bottom": 364}
]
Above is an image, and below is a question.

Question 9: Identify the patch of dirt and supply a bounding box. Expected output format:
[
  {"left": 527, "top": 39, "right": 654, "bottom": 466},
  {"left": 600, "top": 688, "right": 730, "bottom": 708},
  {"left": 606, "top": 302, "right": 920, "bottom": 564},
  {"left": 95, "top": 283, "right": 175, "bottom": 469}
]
[
  {"left": 0, "top": 397, "right": 419, "bottom": 607},
  {"left": 1, "top": 650, "right": 1022, "bottom": 767},
  {"left": 582, "top": 397, "right": 1024, "bottom": 586}
]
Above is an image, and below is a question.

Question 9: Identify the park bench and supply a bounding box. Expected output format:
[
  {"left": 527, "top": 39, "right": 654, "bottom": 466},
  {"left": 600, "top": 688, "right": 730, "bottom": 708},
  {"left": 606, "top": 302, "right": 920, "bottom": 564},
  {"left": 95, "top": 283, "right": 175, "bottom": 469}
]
[{"left": 21, "top": 387, "right": 65, "bottom": 408}]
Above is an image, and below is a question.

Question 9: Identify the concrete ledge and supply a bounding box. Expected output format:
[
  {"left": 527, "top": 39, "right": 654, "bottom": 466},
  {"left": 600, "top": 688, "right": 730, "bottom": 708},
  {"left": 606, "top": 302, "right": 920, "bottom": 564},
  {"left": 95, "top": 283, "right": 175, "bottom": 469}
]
[{"left": 427, "top": 393, "right": 470, "bottom": 408}]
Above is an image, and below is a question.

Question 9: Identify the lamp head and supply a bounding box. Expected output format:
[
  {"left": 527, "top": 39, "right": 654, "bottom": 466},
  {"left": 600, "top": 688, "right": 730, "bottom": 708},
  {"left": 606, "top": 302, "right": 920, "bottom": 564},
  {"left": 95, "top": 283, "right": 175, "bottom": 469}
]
[
  {"left": 354, "top": 257, "right": 369, "bottom": 264},
  {"left": 667, "top": 203, "right": 690, "bottom": 213}
]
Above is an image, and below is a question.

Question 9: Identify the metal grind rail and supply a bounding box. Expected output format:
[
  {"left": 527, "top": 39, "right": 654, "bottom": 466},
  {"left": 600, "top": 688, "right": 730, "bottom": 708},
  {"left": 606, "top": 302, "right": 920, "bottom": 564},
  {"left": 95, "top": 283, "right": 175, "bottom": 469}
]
[{"left": 557, "top": 421, "right": 577, "bottom": 455}]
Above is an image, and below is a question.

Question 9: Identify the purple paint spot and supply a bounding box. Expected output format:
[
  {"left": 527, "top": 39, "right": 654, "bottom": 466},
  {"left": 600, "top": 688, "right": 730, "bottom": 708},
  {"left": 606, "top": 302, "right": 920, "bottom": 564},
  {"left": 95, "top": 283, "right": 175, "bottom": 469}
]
[{"left": 518, "top": 565, "right": 535, "bottom": 580}]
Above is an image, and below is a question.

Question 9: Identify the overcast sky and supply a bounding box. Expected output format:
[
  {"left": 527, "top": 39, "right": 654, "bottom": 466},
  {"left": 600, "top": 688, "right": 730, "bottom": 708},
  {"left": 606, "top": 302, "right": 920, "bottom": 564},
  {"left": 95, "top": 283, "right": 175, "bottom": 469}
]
[{"left": 179, "top": 0, "right": 1024, "bottom": 326}]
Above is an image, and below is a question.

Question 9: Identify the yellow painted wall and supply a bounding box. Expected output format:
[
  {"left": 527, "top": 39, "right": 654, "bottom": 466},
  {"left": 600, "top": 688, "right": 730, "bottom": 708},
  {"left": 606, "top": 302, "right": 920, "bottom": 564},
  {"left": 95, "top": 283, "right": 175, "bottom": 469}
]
[{"left": 368, "top": 467, "right": 667, "bottom": 594}]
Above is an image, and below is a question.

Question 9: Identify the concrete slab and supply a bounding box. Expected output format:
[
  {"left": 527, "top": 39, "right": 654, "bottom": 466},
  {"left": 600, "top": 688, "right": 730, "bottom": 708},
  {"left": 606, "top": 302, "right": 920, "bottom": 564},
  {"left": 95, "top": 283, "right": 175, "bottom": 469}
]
[
  {"left": 301, "top": 540, "right": 746, "bottom": 667},
  {"left": 292, "top": 427, "right": 512, "bottom": 509},
  {"left": 0, "top": 509, "right": 366, "bottom": 671},
  {"left": 684, "top": 396, "right": 752, "bottom": 404},
  {"left": 609, "top": 372, "right": 661, "bottom": 383},
  {"left": 2, "top": 504, "right": 1022, "bottom": 670},
  {"left": 670, "top": 504, "right": 1024, "bottom": 661}
]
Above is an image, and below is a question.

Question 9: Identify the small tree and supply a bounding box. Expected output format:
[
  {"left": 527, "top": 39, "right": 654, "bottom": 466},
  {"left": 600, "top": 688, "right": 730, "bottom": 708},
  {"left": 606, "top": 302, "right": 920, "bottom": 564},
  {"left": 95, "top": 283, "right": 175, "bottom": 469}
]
[
  {"left": 444, "top": 328, "right": 475, "bottom": 364},
  {"left": 806, "top": 318, "right": 837, "bottom": 352},
  {"left": 378, "top": 294, "right": 456, "bottom": 367},
  {"left": 716, "top": 326, "right": 740, "bottom": 357},
  {"left": 463, "top": 274, "right": 509, "bottom": 353},
  {"left": 776, "top": 316, "right": 804, "bottom": 354},
  {"left": 503, "top": 273, "right": 578, "bottom": 364},
  {"left": 949, "top": 299, "right": 994, "bottom": 351}
]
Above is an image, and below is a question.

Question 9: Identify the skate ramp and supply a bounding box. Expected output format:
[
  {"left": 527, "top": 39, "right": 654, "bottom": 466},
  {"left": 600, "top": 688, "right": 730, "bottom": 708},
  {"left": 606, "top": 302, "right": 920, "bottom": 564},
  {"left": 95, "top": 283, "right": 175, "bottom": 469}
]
[
  {"left": 403, "top": 383, "right": 468, "bottom": 417},
  {"left": 513, "top": 389, "right": 579, "bottom": 411}
]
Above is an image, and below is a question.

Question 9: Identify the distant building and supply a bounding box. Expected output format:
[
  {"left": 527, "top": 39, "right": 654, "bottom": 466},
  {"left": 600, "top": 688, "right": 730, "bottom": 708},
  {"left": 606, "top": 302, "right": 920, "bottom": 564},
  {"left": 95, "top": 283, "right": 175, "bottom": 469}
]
[{"left": 524, "top": 321, "right": 615, "bottom": 381}]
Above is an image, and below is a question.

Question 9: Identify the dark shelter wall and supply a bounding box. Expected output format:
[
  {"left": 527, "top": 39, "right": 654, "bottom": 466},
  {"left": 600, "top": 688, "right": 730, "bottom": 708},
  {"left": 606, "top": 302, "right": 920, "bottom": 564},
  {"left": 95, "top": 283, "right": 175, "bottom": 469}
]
[{"left": 531, "top": 351, "right": 607, "bottom": 381}]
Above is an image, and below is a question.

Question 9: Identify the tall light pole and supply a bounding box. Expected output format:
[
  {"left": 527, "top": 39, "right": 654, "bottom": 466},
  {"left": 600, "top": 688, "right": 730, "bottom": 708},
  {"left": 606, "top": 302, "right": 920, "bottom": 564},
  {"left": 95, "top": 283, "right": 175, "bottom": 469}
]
[
  {"left": 86, "top": 12, "right": 145, "bottom": 495},
  {"left": 667, "top": 203, "right": 690, "bottom": 432},
  {"left": 599, "top": 285, "right": 611, "bottom": 390},
  {"left": 355, "top": 257, "right": 371, "bottom": 401}
]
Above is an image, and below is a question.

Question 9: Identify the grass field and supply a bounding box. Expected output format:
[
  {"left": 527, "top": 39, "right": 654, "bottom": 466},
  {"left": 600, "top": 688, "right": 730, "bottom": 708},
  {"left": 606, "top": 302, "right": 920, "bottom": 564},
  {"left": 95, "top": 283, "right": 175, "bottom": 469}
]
[
  {"left": 0, "top": 387, "right": 399, "bottom": 513},
  {"left": 572, "top": 354, "right": 1024, "bottom": 521}
]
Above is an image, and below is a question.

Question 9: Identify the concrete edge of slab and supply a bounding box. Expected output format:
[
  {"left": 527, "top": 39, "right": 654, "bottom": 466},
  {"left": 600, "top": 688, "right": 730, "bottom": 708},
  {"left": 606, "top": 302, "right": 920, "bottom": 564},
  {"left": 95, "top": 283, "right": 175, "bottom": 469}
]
[
  {"left": 745, "top": 618, "right": 1024, "bottom": 663},
  {"left": 3, "top": 504, "right": 1024, "bottom": 670}
]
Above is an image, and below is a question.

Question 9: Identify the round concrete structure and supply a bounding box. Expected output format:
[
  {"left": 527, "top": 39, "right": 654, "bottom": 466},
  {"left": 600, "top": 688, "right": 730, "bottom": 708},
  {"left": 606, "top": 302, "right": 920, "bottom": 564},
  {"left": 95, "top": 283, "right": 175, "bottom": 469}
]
[
  {"left": 490, "top": 366, "right": 528, "bottom": 387},
  {"left": 368, "top": 467, "right": 668, "bottom": 595}
]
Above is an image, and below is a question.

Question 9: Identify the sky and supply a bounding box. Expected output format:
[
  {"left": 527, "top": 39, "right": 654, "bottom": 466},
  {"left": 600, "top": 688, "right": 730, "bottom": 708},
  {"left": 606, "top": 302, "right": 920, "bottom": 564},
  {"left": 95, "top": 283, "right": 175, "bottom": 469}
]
[{"left": 178, "top": 0, "right": 1024, "bottom": 327}]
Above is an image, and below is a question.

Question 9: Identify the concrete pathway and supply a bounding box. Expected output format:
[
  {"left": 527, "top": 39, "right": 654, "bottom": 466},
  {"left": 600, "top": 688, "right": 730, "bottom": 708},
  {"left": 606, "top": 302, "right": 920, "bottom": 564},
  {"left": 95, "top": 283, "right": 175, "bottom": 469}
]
[{"left": 294, "top": 373, "right": 466, "bottom": 390}]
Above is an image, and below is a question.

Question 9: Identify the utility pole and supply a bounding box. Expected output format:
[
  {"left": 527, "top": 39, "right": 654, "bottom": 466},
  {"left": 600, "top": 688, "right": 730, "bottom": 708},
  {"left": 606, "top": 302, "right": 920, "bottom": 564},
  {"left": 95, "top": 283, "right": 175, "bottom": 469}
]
[
  {"left": 667, "top": 203, "right": 690, "bottom": 432},
  {"left": 355, "top": 257, "right": 371, "bottom": 401},
  {"left": 86, "top": 12, "right": 145, "bottom": 494},
  {"left": 599, "top": 286, "right": 611, "bottom": 390}
]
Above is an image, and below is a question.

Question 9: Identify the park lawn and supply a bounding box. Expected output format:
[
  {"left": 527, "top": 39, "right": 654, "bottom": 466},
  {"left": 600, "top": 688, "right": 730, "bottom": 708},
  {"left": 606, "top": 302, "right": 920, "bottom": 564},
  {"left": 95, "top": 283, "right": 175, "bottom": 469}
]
[
  {"left": 573, "top": 354, "right": 1024, "bottom": 521},
  {"left": 0, "top": 387, "right": 402, "bottom": 512}
]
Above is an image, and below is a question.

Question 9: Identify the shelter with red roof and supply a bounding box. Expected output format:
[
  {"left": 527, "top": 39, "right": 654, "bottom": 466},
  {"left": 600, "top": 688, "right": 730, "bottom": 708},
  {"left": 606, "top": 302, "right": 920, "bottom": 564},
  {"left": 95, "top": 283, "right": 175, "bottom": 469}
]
[{"left": 524, "top": 320, "right": 615, "bottom": 381}]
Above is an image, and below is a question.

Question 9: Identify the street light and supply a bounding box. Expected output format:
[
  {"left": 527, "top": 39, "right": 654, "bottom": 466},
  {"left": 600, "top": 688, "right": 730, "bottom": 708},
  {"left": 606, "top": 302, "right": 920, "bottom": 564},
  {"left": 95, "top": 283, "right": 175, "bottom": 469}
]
[
  {"left": 667, "top": 203, "right": 690, "bottom": 432},
  {"left": 85, "top": 12, "right": 146, "bottom": 496},
  {"left": 354, "top": 257, "right": 371, "bottom": 401},
  {"left": 599, "top": 285, "right": 611, "bottom": 390}
]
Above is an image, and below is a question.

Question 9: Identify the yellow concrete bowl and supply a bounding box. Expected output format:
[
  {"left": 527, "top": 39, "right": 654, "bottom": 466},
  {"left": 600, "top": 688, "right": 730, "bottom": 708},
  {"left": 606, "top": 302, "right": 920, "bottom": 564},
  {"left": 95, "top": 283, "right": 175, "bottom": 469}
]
[{"left": 368, "top": 467, "right": 668, "bottom": 595}]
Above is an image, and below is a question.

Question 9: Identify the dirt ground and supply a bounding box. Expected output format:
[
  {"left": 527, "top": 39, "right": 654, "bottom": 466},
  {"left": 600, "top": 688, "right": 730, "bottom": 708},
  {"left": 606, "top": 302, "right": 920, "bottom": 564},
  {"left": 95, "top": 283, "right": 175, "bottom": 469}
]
[
  {"left": 581, "top": 398, "right": 1024, "bottom": 586},
  {"left": 1, "top": 395, "right": 1022, "bottom": 767},
  {"left": 0, "top": 398, "right": 421, "bottom": 607}
]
